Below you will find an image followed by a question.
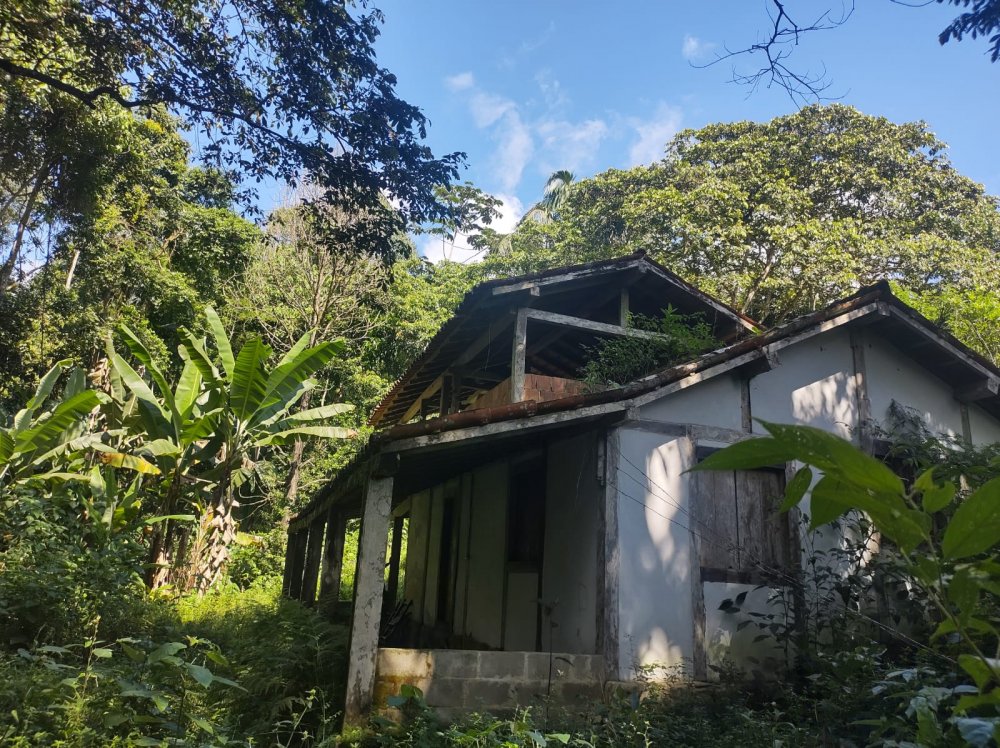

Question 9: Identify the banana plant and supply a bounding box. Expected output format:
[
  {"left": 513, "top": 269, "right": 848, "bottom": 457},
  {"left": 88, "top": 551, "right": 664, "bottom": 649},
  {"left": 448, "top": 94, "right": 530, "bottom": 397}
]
[
  {"left": 111, "top": 307, "right": 354, "bottom": 590},
  {"left": 0, "top": 359, "right": 108, "bottom": 486}
]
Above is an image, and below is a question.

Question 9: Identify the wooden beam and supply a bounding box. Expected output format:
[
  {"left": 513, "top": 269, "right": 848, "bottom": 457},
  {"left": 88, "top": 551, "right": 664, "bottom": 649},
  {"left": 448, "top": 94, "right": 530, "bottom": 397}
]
[
  {"left": 344, "top": 473, "right": 394, "bottom": 725},
  {"left": 281, "top": 530, "right": 296, "bottom": 597},
  {"left": 300, "top": 516, "right": 326, "bottom": 605},
  {"left": 523, "top": 307, "right": 665, "bottom": 340},
  {"left": 599, "top": 429, "right": 621, "bottom": 680},
  {"left": 850, "top": 330, "right": 874, "bottom": 454},
  {"left": 320, "top": 510, "right": 346, "bottom": 601},
  {"left": 961, "top": 404, "right": 973, "bottom": 444},
  {"left": 619, "top": 288, "right": 630, "bottom": 327},
  {"left": 385, "top": 516, "right": 405, "bottom": 611},
  {"left": 956, "top": 377, "right": 1000, "bottom": 403},
  {"left": 511, "top": 308, "right": 528, "bottom": 403},
  {"left": 491, "top": 262, "right": 642, "bottom": 296}
]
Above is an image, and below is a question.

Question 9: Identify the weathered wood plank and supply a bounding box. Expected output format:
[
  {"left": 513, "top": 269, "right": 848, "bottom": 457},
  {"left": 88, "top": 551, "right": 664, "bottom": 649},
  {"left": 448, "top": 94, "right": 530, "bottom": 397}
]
[
  {"left": 510, "top": 308, "right": 528, "bottom": 403},
  {"left": 320, "top": 510, "right": 346, "bottom": 601},
  {"left": 300, "top": 516, "right": 326, "bottom": 604},
  {"left": 850, "top": 329, "right": 873, "bottom": 453}
]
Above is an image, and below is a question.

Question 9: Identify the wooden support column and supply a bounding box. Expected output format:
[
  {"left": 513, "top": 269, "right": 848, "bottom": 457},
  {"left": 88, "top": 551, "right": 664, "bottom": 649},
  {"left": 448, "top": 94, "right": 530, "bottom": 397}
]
[
  {"left": 598, "top": 429, "right": 621, "bottom": 681},
  {"left": 320, "top": 510, "right": 346, "bottom": 601},
  {"left": 385, "top": 515, "right": 405, "bottom": 611},
  {"left": 300, "top": 516, "right": 326, "bottom": 605},
  {"left": 511, "top": 307, "right": 528, "bottom": 404},
  {"left": 619, "top": 288, "right": 630, "bottom": 326},
  {"left": 281, "top": 530, "right": 296, "bottom": 597},
  {"left": 685, "top": 439, "right": 708, "bottom": 680},
  {"left": 344, "top": 458, "right": 397, "bottom": 726},
  {"left": 286, "top": 530, "right": 308, "bottom": 600},
  {"left": 850, "top": 330, "right": 873, "bottom": 454}
]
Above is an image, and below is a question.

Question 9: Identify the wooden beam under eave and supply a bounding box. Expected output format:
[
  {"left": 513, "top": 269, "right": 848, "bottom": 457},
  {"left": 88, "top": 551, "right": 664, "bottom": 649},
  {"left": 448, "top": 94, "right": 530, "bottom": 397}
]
[
  {"left": 511, "top": 308, "right": 528, "bottom": 403},
  {"left": 523, "top": 307, "right": 667, "bottom": 340},
  {"left": 956, "top": 377, "right": 1000, "bottom": 403}
]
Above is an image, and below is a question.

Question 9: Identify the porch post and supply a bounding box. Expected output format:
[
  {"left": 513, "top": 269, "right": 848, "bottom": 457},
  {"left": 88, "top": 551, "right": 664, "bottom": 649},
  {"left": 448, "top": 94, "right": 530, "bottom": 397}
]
[
  {"left": 599, "top": 429, "right": 621, "bottom": 681},
  {"left": 281, "top": 529, "right": 296, "bottom": 597},
  {"left": 300, "top": 515, "right": 326, "bottom": 604},
  {"left": 511, "top": 307, "right": 528, "bottom": 403},
  {"left": 385, "top": 515, "right": 405, "bottom": 611},
  {"left": 344, "top": 455, "right": 398, "bottom": 725},
  {"left": 320, "top": 509, "right": 346, "bottom": 601},
  {"left": 286, "top": 529, "right": 308, "bottom": 600}
]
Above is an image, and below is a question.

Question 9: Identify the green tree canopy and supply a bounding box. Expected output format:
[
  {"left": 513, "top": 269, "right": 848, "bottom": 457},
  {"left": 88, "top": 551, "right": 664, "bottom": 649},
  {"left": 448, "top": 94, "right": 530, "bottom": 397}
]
[
  {"left": 482, "top": 105, "right": 1000, "bottom": 353},
  {"left": 0, "top": 0, "right": 462, "bottom": 247}
]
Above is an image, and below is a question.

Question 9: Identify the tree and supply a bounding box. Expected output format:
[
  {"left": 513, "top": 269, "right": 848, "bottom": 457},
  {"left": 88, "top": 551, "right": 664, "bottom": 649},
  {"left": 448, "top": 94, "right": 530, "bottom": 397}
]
[
  {"left": 0, "top": 107, "right": 260, "bottom": 406},
  {"left": 0, "top": 0, "right": 463, "bottom": 255},
  {"left": 480, "top": 105, "right": 1000, "bottom": 352},
  {"left": 713, "top": 1, "right": 1000, "bottom": 103},
  {"left": 110, "top": 312, "right": 353, "bottom": 591},
  {"left": 225, "top": 189, "right": 400, "bottom": 511}
]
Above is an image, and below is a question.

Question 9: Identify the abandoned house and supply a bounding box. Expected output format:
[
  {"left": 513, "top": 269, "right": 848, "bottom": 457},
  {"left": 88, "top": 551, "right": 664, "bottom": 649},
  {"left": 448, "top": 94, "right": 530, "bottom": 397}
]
[{"left": 280, "top": 253, "right": 1000, "bottom": 723}]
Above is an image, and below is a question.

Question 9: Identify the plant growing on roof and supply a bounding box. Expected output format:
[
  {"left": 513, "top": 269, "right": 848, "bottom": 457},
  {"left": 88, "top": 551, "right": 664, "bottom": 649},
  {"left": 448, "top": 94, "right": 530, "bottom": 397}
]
[
  {"left": 110, "top": 307, "right": 355, "bottom": 592},
  {"left": 580, "top": 307, "right": 719, "bottom": 389}
]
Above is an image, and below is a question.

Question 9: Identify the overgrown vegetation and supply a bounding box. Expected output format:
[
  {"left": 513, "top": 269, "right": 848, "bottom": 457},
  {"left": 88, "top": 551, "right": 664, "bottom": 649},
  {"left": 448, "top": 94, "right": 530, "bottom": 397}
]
[{"left": 580, "top": 308, "right": 719, "bottom": 389}]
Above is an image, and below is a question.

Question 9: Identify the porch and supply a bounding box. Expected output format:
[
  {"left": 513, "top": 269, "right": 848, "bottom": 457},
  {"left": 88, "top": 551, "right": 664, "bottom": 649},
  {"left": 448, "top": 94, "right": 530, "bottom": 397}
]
[{"left": 282, "top": 408, "right": 626, "bottom": 723}]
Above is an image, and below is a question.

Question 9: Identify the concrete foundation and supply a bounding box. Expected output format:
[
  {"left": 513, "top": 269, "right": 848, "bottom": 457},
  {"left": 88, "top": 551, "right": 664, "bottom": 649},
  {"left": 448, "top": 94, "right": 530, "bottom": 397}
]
[{"left": 374, "top": 648, "right": 605, "bottom": 712}]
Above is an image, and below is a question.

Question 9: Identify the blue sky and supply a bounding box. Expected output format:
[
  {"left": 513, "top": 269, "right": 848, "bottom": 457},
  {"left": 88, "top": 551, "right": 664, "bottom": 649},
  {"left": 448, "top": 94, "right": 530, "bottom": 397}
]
[{"left": 368, "top": 1, "right": 1000, "bottom": 262}]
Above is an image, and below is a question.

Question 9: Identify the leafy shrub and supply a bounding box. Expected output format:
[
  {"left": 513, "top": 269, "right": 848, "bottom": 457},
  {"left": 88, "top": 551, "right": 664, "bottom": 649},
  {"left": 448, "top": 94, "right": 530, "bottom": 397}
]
[
  {"left": 580, "top": 307, "right": 719, "bottom": 388},
  {"left": 226, "top": 529, "right": 287, "bottom": 590},
  {"left": 173, "top": 580, "right": 350, "bottom": 743}
]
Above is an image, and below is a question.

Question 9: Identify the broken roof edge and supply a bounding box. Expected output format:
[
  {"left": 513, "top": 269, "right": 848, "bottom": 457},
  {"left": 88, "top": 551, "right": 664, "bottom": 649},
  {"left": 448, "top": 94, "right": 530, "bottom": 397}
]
[
  {"left": 367, "top": 251, "right": 760, "bottom": 429},
  {"left": 289, "top": 280, "right": 1000, "bottom": 530}
]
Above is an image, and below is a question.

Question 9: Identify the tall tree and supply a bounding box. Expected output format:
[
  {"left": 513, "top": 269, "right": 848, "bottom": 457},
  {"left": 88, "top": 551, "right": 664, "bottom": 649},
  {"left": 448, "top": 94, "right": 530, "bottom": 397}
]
[
  {"left": 0, "top": 0, "right": 463, "bottom": 256},
  {"left": 479, "top": 105, "right": 1000, "bottom": 356}
]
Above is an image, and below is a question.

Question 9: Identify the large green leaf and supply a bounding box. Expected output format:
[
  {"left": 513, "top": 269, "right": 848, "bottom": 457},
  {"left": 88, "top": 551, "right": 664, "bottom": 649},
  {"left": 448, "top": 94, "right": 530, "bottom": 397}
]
[
  {"left": 178, "top": 330, "right": 220, "bottom": 382},
  {"left": 688, "top": 436, "right": 797, "bottom": 472},
  {"left": 759, "top": 421, "right": 904, "bottom": 496},
  {"left": 0, "top": 431, "right": 14, "bottom": 464},
  {"left": 205, "top": 307, "right": 235, "bottom": 379},
  {"left": 943, "top": 477, "right": 1000, "bottom": 560},
  {"left": 173, "top": 360, "right": 203, "bottom": 417},
  {"left": 230, "top": 337, "right": 271, "bottom": 421},
  {"left": 276, "top": 403, "right": 354, "bottom": 425},
  {"left": 98, "top": 452, "right": 162, "bottom": 475},
  {"left": 119, "top": 325, "right": 175, "bottom": 406},
  {"left": 12, "top": 390, "right": 105, "bottom": 463},
  {"left": 255, "top": 425, "right": 354, "bottom": 447},
  {"left": 110, "top": 353, "right": 167, "bottom": 419},
  {"left": 13, "top": 359, "right": 72, "bottom": 432},
  {"left": 250, "top": 341, "right": 343, "bottom": 427}
]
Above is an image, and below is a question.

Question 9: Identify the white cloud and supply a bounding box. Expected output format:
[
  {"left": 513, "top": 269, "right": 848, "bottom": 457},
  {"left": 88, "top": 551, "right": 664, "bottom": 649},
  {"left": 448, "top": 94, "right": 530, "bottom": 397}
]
[
  {"left": 469, "top": 91, "right": 516, "bottom": 128},
  {"left": 534, "top": 69, "right": 568, "bottom": 109},
  {"left": 535, "top": 118, "right": 608, "bottom": 175},
  {"left": 492, "top": 193, "right": 525, "bottom": 234},
  {"left": 681, "top": 34, "right": 716, "bottom": 62},
  {"left": 627, "top": 103, "right": 683, "bottom": 166},
  {"left": 445, "top": 71, "right": 475, "bottom": 92},
  {"left": 492, "top": 110, "right": 534, "bottom": 192}
]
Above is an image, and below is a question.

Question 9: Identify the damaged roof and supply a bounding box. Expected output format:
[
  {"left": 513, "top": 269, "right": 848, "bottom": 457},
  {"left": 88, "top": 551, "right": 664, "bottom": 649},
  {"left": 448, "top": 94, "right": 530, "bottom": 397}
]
[
  {"left": 289, "top": 278, "right": 1000, "bottom": 530},
  {"left": 369, "top": 252, "right": 759, "bottom": 429}
]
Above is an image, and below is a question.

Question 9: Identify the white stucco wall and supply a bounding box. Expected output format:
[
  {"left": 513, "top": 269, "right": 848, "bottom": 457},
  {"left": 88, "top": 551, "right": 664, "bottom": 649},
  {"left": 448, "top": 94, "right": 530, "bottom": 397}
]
[
  {"left": 541, "top": 431, "right": 600, "bottom": 654},
  {"left": 749, "top": 329, "right": 859, "bottom": 439},
  {"left": 639, "top": 373, "right": 745, "bottom": 430},
  {"left": 864, "top": 331, "right": 965, "bottom": 438},
  {"left": 615, "top": 428, "right": 695, "bottom": 677},
  {"left": 969, "top": 404, "right": 1000, "bottom": 446}
]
